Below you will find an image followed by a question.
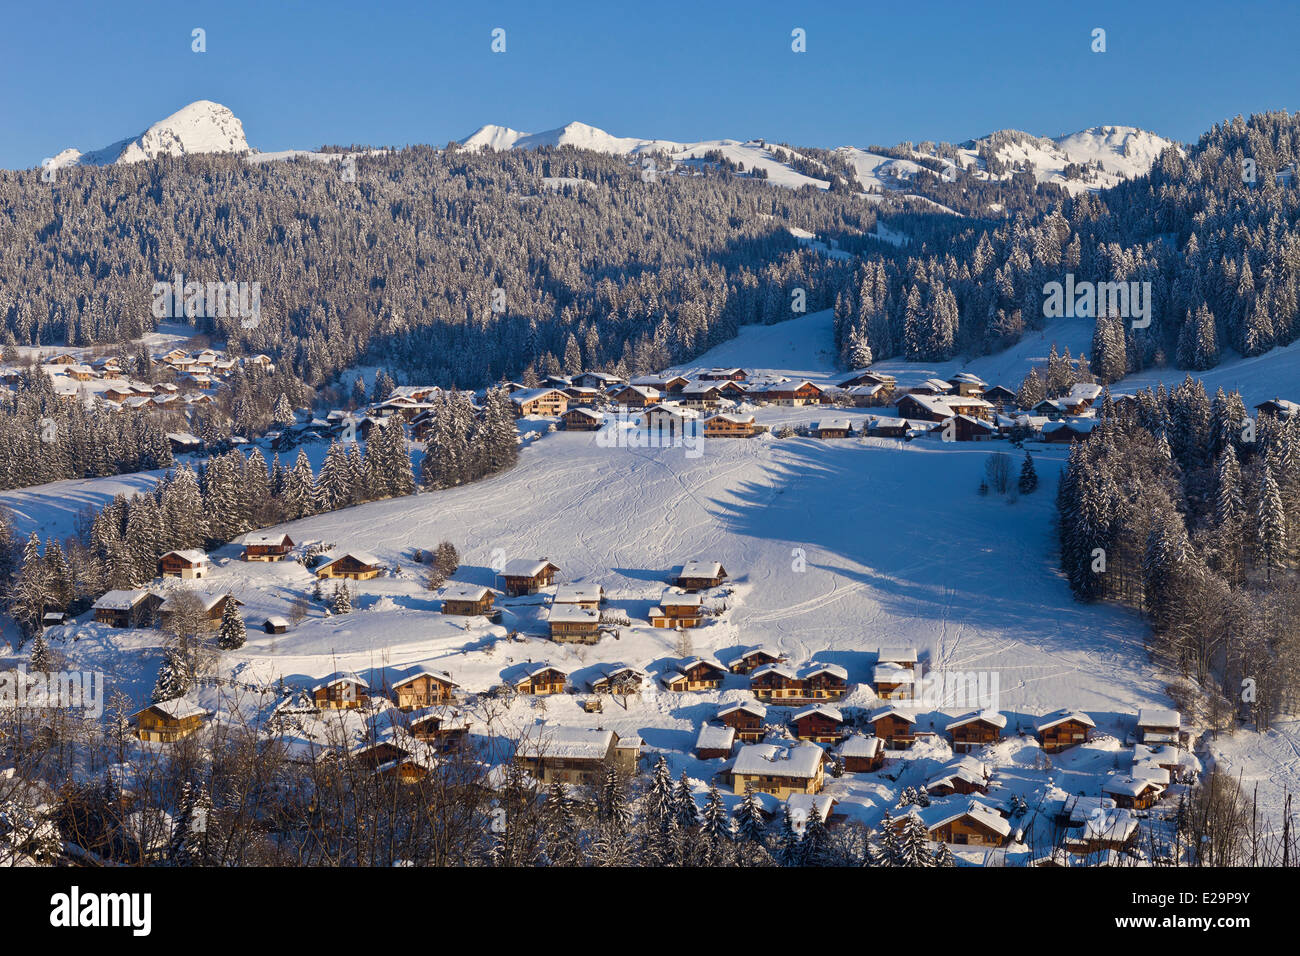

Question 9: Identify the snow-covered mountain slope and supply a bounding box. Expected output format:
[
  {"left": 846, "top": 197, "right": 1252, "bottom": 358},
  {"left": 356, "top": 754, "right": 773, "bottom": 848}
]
[
  {"left": 48, "top": 100, "right": 250, "bottom": 168},
  {"left": 838, "top": 126, "right": 1176, "bottom": 198},
  {"left": 463, "top": 121, "right": 833, "bottom": 189}
]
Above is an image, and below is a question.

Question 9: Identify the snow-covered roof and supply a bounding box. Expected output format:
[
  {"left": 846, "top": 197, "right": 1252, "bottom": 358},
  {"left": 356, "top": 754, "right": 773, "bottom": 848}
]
[
  {"left": 945, "top": 709, "right": 1008, "bottom": 731},
  {"left": 312, "top": 673, "right": 369, "bottom": 692},
  {"left": 553, "top": 584, "right": 603, "bottom": 604},
  {"left": 787, "top": 792, "right": 836, "bottom": 820},
  {"left": 519, "top": 725, "right": 615, "bottom": 760},
  {"left": 803, "top": 662, "right": 848, "bottom": 680},
  {"left": 874, "top": 662, "right": 915, "bottom": 685},
  {"left": 1103, "top": 773, "right": 1165, "bottom": 798},
  {"left": 659, "top": 588, "right": 703, "bottom": 608},
  {"left": 510, "top": 387, "right": 568, "bottom": 405},
  {"left": 732, "top": 742, "right": 824, "bottom": 779},
  {"left": 516, "top": 662, "right": 570, "bottom": 681},
  {"left": 92, "top": 589, "right": 153, "bottom": 611},
  {"left": 717, "top": 700, "right": 767, "bottom": 720},
  {"left": 143, "top": 698, "right": 207, "bottom": 721},
  {"left": 868, "top": 706, "right": 917, "bottom": 725},
  {"left": 877, "top": 647, "right": 918, "bottom": 664},
  {"left": 319, "top": 551, "right": 382, "bottom": 570},
  {"left": 705, "top": 412, "right": 755, "bottom": 425},
  {"left": 695, "top": 724, "right": 735, "bottom": 752},
  {"left": 162, "top": 549, "right": 208, "bottom": 565},
  {"left": 243, "top": 532, "right": 293, "bottom": 546},
  {"left": 159, "top": 592, "right": 231, "bottom": 613},
  {"left": 793, "top": 705, "right": 843, "bottom": 723},
  {"left": 1136, "top": 708, "right": 1181, "bottom": 729},
  {"left": 678, "top": 560, "right": 724, "bottom": 579},
  {"left": 392, "top": 669, "right": 457, "bottom": 688},
  {"left": 502, "top": 558, "right": 558, "bottom": 577},
  {"left": 442, "top": 584, "right": 493, "bottom": 602},
  {"left": 926, "top": 756, "right": 988, "bottom": 790},
  {"left": 908, "top": 799, "right": 1011, "bottom": 838},
  {"left": 547, "top": 604, "right": 599, "bottom": 624},
  {"left": 263, "top": 615, "right": 289, "bottom": 628},
  {"left": 836, "top": 735, "right": 883, "bottom": 759},
  {"left": 1035, "top": 709, "right": 1096, "bottom": 732},
  {"left": 750, "top": 663, "right": 800, "bottom": 681}
]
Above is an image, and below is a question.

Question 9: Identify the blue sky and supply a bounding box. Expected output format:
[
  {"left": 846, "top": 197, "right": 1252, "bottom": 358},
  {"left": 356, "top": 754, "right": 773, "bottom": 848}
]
[{"left": 1, "top": 0, "right": 1296, "bottom": 168}]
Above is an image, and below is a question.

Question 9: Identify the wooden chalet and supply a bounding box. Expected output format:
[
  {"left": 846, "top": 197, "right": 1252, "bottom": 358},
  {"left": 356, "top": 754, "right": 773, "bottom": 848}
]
[
  {"left": 792, "top": 705, "right": 845, "bottom": 743},
  {"left": 92, "top": 589, "right": 161, "bottom": 629},
  {"left": 1255, "top": 398, "right": 1300, "bottom": 420},
  {"left": 158, "top": 592, "right": 242, "bottom": 633},
  {"left": 1040, "top": 420, "right": 1097, "bottom": 443},
  {"left": 1103, "top": 773, "right": 1165, "bottom": 810},
  {"left": 510, "top": 387, "right": 569, "bottom": 417},
  {"left": 312, "top": 674, "right": 370, "bottom": 710},
  {"left": 410, "top": 711, "right": 470, "bottom": 750},
  {"left": 134, "top": 699, "right": 207, "bottom": 743},
  {"left": 837, "top": 370, "right": 896, "bottom": 390},
  {"left": 730, "top": 742, "right": 825, "bottom": 798},
  {"left": 553, "top": 584, "right": 603, "bottom": 610},
  {"left": 649, "top": 589, "right": 704, "bottom": 628},
  {"left": 392, "top": 670, "right": 458, "bottom": 710},
  {"left": 948, "top": 373, "right": 988, "bottom": 397},
  {"left": 925, "top": 757, "right": 990, "bottom": 796},
  {"left": 929, "top": 414, "right": 998, "bottom": 442},
  {"left": 814, "top": 419, "right": 853, "bottom": 439},
  {"left": 158, "top": 549, "right": 209, "bottom": 580},
  {"left": 588, "top": 663, "right": 649, "bottom": 695},
  {"left": 896, "top": 393, "right": 993, "bottom": 422},
  {"left": 841, "top": 383, "right": 893, "bottom": 407},
  {"left": 904, "top": 801, "right": 1011, "bottom": 847},
  {"left": 1036, "top": 710, "right": 1096, "bottom": 753},
  {"left": 516, "top": 726, "right": 633, "bottom": 786},
  {"left": 703, "top": 413, "right": 757, "bottom": 438},
  {"left": 728, "top": 647, "right": 786, "bottom": 674},
  {"left": 561, "top": 407, "right": 605, "bottom": 431},
  {"left": 869, "top": 706, "right": 918, "bottom": 748},
  {"left": 877, "top": 647, "right": 918, "bottom": 670},
  {"left": 749, "top": 664, "right": 804, "bottom": 703},
  {"left": 315, "top": 551, "right": 384, "bottom": 580},
  {"left": 837, "top": 734, "right": 885, "bottom": 773},
  {"left": 548, "top": 604, "right": 602, "bottom": 643},
  {"left": 513, "top": 663, "right": 569, "bottom": 696},
  {"left": 759, "top": 380, "right": 824, "bottom": 406},
  {"left": 1135, "top": 708, "right": 1183, "bottom": 746},
  {"left": 698, "top": 368, "right": 748, "bottom": 382},
  {"left": 661, "top": 657, "right": 726, "bottom": 692},
  {"left": 675, "top": 560, "right": 727, "bottom": 590},
  {"left": 801, "top": 664, "right": 849, "bottom": 701},
  {"left": 262, "top": 616, "right": 289, "bottom": 634},
  {"left": 981, "top": 385, "right": 1018, "bottom": 409},
  {"left": 441, "top": 585, "right": 495, "bottom": 616},
  {"left": 678, "top": 383, "right": 723, "bottom": 408},
  {"left": 716, "top": 701, "right": 767, "bottom": 742},
  {"left": 612, "top": 384, "right": 660, "bottom": 408},
  {"left": 946, "top": 710, "right": 1007, "bottom": 754},
  {"left": 694, "top": 724, "right": 736, "bottom": 760},
  {"left": 501, "top": 558, "right": 560, "bottom": 596},
  {"left": 242, "top": 532, "right": 295, "bottom": 561},
  {"left": 572, "top": 371, "right": 625, "bottom": 390},
  {"left": 873, "top": 662, "right": 915, "bottom": 700}
]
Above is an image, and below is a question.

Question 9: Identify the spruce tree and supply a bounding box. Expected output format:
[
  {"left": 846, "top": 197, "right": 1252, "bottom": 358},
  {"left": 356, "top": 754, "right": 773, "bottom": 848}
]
[
  {"left": 217, "top": 596, "right": 247, "bottom": 650},
  {"left": 1018, "top": 452, "right": 1038, "bottom": 494}
]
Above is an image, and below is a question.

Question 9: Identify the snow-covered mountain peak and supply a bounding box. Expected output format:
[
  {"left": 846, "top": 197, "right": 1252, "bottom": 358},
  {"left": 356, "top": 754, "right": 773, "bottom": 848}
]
[{"left": 49, "top": 100, "right": 251, "bottom": 168}]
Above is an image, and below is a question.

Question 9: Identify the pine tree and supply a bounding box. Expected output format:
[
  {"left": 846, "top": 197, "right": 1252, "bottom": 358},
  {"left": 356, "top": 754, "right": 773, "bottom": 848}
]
[
  {"left": 1018, "top": 452, "right": 1038, "bottom": 494},
  {"left": 1257, "top": 461, "right": 1287, "bottom": 579},
  {"left": 699, "top": 785, "right": 732, "bottom": 864},
  {"left": 801, "top": 803, "right": 830, "bottom": 865},
  {"left": 29, "top": 632, "right": 52, "bottom": 671},
  {"left": 331, "top": 581, "right": 352, "bottom": 615},
  {"left": 897, "top": 812, "right": 933, "bottom": 867},
  {"left": 272, "top": 393, "right": 296, "bottom": 427},
  {"left": 775, "top": 804, "right": 803, "bottom": 866},
  {"left": 217, "top": 595, "right": 247, "bottom": 650},
  {"left": 152, "top": 640, "right": 192, "bottom": 702},
  {"left": 932, "top": 842, "right": 956, "bottom": 867}
]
